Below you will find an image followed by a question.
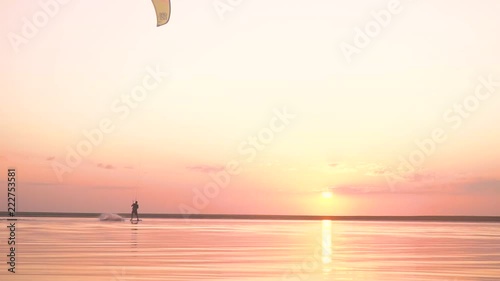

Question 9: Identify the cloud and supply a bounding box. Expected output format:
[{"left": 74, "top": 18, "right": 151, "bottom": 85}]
[
  {"left": 20, "top": 181, "right": 62, "bottom": 187},
  {"left": 329, "top": 183, "right": 440, "bottom": 195},
  {"left": 406, "top": 172, "right": 437, "bottom": 183},
  {"left": 97, "top": 163, "right": 115, "bottom": 170},
  {"left": 46, "top": 156, "right": 55, "bottom": 161},
  {"left": 327, "top": 162, "right": 392, "bottom": 175},
  {"left": 328, "top": 162, "right": 357, "bottom": 174},
  {"left": 365, "top": 168, "right": 390, "bottom": 176},
  {"left": 329, "top": 185, "right": 390, "bottom": 194},
  {"left": 186, "top": 164, "right": 224, "bottom": 173},
  {"left": 329, "top": 176, "right": 500, "bottom": 195},
  {"left": 89, "top": 185, "right": 135, "bottom": 190},
  {"left": 460, "top": 180, "right": 500, "bottom": 193},
  {"left": 353, "top": 162, "right": 392, "bottom": 176}
]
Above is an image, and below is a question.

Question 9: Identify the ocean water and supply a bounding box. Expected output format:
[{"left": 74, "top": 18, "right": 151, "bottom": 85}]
[{"left": 1, "top": 217, "right": 500, "bottom": 280}]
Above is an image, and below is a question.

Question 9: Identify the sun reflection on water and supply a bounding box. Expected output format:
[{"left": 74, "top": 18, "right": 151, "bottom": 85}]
[{"left": 322, "top": 220, "right": 333, "bottom": 272}]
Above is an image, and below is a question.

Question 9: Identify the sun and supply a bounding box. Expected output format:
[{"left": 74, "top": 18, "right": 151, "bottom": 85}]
[{"left": 321, "top": 191, "right": 333, "bottom": 198}]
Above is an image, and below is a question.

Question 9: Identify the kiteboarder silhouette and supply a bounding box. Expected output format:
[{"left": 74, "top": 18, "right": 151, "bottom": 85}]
[{"left": 131, "top": 201, "right": 140, "bottom": 222}]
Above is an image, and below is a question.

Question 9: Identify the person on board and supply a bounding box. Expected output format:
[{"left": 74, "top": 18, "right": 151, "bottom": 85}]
[{"left": 131, "top": 201, "right": 139, "bottom": 221}]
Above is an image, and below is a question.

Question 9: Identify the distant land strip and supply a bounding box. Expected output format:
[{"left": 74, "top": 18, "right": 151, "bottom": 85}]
[{"left": 1, "top": 212, "right": 500, "bottom": 222}]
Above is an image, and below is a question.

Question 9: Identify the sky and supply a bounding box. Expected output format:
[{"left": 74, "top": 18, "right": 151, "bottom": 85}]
[{"left": 1, "top": 0, "right": 500, "bottom": 215}]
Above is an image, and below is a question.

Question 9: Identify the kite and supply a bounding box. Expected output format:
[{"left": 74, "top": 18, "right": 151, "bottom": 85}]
[{"left": 151, "top": 0, "right": 171, "bottom": 26}]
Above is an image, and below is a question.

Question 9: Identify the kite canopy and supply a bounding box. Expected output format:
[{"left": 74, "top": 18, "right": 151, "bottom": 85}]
[{"left": 151, "top": 0, "right": 171, "bottom": 26}]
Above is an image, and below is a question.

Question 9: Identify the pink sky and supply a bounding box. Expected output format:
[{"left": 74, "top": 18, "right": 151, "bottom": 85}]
[{"left": 1, "top": 0, "right": 500, "bottom": 215}]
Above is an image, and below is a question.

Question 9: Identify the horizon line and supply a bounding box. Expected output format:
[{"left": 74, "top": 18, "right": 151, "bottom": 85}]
[{"left": 2, "top": 212, "right": 500, "bottom": 222}]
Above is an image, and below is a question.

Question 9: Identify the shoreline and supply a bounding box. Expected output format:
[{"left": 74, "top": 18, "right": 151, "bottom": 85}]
[{"left": 2, "top": 212, "right": 500, "bottom": 222}]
